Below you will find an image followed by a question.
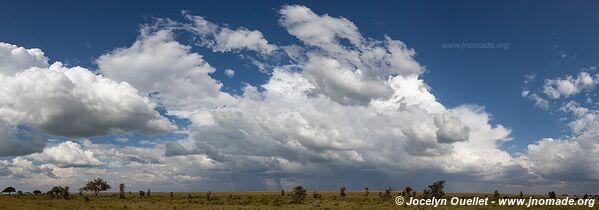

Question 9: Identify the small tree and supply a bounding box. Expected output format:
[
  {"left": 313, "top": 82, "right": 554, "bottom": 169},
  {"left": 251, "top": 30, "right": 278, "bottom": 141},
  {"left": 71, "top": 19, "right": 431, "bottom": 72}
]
[
  {"left": 32, "top": 190, "right": 42, "bottom": 195},
  {"left": 364, "top": 187, "right": 369, "bottom": 197},
  {"left": 139, "top": 190, "right": 145, "bottom": 197},
  {"left": 519, "top": 191, "right": 524, "bottom": 199},
  {"left": 423, "top": 180, "right": 445, "bottom": 199},
  {"left": 119, "top": 183, "right": 126, "bottom": 199},
  {"left": 384, "top": 187, "right": 393, "bottom": 199},
  {"left": 313, "top": 191, "right": 322, "bottom": 199},
  {"left": 494, "top": 190, "right": 500, "bottom": 199},
  {"left": 340, "top": 187, "right": 347, "bottom": 197},
  {"left": 2, "top": 187, "right": 16, "bottom": 195},
  {"left": 81, "top": 178, "right": 111, "bottom": 196},
  {"left": 280, "top": 189, "right": 285, "bottom": 197},
  {"left": 59, "top": 186, "right": 70, "bottom": 199},
  {"left": 404, "top": 186, "right": 413, "bottom": 197},
  {"left": 548, "top": 191, "right": 557, "bottom": 199},
  {"left": 147, "top": 189, "right": 151, "bottom": 197},
  {"left": 292, "top": 186, "right": 306, "bottom": 204}
]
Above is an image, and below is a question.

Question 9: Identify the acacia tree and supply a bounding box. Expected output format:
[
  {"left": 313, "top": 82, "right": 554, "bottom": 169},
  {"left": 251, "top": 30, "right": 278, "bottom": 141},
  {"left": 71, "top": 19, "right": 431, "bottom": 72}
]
[
  {"left": 80, "top": 178, "right": 111, "bottom": 196},
  {"left": 32, "top": 190, "right": 42, "bottom": 195},
  {"left": 119, "top": 183, "right": 126, "bottom": 199},
  {"left": 423, "top": 180, "right": 445, "bottom": 199},
  {"left": 2, "top": 187, "right": 16, "bottom": 195}
]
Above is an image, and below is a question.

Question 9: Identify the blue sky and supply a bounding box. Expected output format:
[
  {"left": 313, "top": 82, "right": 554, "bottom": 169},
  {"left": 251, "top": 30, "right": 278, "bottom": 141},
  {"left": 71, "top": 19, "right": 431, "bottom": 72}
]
[{"left": 1, "top": 1, "right": 599, "bottom": 193}]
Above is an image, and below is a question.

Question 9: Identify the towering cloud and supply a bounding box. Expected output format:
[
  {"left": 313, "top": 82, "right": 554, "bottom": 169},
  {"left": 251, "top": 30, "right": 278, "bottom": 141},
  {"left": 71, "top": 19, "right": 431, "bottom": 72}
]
[{"left": 2, "top": 4, "right": 596, "bottom": 193}]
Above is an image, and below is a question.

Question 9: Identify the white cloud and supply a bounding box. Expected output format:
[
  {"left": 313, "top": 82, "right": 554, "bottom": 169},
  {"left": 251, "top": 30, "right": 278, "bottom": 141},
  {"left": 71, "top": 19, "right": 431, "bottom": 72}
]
[
  {"left": 277, "top": 5, "right": 425, "bottom": 105},
  {"left": 100, "top": 5, "right": 517, "bottom": 191},
  {"left": 543, "top": 71, "right": 599, "bottom": 99},
  {"left": 0, "top": 42, "right": 48, "bottom": 75},
  {"left": 185, "top": 14, "right": 277, "bottom": 54},
  {"left": 224, "top": 68, "right": 235, "bottom": 78},
  {"left": 97, "top": 29, "right": 236, "bottom": 117},
  {"left": 32, "top": 141, "right": 102, "bottom": 168},
  {"left": 0, "top": 62, "right": 175, "bottom": 137}
]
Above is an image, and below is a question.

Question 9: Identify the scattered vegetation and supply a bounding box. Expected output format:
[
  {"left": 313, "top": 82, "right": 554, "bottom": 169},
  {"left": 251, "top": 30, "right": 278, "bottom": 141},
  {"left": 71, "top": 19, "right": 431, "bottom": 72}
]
[{"left": 0, "top": 179, "right": 595, "bottom": 209}]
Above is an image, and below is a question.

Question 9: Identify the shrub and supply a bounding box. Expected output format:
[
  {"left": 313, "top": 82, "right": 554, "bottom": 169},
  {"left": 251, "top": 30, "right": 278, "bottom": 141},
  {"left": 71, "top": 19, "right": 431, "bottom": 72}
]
[
  {"left": 494, "top": 190, "right": 500, "bottom": 199},
  {"left": 404, "top": 186, "right": 413, "bottom": 197},
  {"left": 139, "top": 190, "right": 145, "bottom": 197},
  {"left": 384, "top": 187, "right": 392, "bottom": 199},
  {"left": 206, "top": 191, "right": 212, "bottom": 201},
  {"left": 80, "top": 178, "right": 111, "bottom": 196},
  {"left": 340, "top": 187, "right": 347, "bottom": 197},
  {"left": 48, "top": 186, "right": 70, "bottom": 199},
  {"left": 364, "top": 187, "right": 369, "bottom": 197},
  {"left": 32, "top": 190, "right": 42, "bottom": 195},
  {"left": 548, "top": 191, "right": 557, "bottom": 199},
  {"left": 423, "top": 180, "right": 445, "bottom": 199},
  {"left": 519, "top": 191, "right": 524, "bottom": 199},
  {"left": 147, "top": 189, "right": 151, "bottom": 197},
  {"left": 313, "top": 191, "right": 322, "bottom": 199},
  {"left": 119, "top": 183, "right": 126, "bottom": 199},
  {"left": 291, "top": 186, "right": 306, "bottom": 204}
]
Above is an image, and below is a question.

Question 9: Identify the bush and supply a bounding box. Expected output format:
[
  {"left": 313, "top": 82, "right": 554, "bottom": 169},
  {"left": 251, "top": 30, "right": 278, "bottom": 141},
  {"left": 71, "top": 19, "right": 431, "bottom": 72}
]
[
  {"left": 364, "top": 187, "right": 369, "bottom": 197},
  {"left": 313, "top": 191, "right": 322, "bottom": 199},
  {"left": 404, "top": 186, "right": 413, "bottom": 197},
  {"left": 340, "top": 187, "right": 347, "bottom": 197},
  {"left": 48, "top": 186, "right": 70, "bottom": 199},
  {"left": 384, "top": 187, "right": 392, "bottom": 199},
  {"left": 119, "top": 183, "right": 126, "bottom": 199},
  {"left": 548, "top": 191, "right": 557, "bottom": 199},
  {"left": 519, "top": 191, "right": 524, "bottom": 199},
  {"left": 494, "top": 190, "right": 500, "bottom": 199},
  {"left": 292, "top": 186, "right": 306, "bottom": 204},
  {"left": 423, "top": 180, "right": 445, "bottom": 199},
  {"left": 32, "top": 190, "right": 42, "bottom": 195}
]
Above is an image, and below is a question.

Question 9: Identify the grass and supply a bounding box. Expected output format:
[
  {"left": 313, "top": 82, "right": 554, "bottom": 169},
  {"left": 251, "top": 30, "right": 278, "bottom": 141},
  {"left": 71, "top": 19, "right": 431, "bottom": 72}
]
[{"left": 0, "top": 192, "right": 595, "bottom": 209}]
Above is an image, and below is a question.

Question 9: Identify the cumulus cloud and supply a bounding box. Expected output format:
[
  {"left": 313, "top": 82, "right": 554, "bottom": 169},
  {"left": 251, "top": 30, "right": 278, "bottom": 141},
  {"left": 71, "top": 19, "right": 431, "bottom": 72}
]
[
  {"left": 32, "top": 141, "right": 102, "bottom": 168},
  {"left": 521, "top": 69, "right": 599, "bottom": 187},
  {"left": 184, "top": 14, "right": 277, "bottom": 54},
  {"left": 0, "top": 62, "right": 175, "bottom": 137},
  {"left": 224, "top": 68, "right": 235, "bottom": 78},
  {"left": 521, "top": 90, "right": 550, "bottom": 110},
  {"left": 97, "top": 29, "right": 235, "bottom": 117},
  {"left": 277, "top": 5, "right": 425, "bottom": 105},
  {"left": 0, "top": 42, "right": 48, "bottom": 75},
  {"left": 543, "top": 71, "right": 599, "bottom": 99}
]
